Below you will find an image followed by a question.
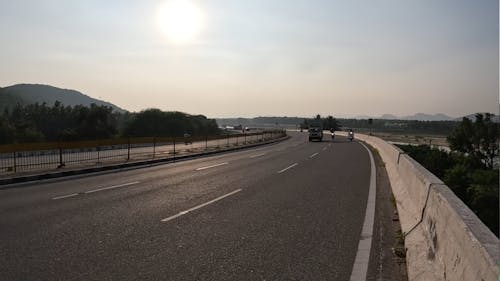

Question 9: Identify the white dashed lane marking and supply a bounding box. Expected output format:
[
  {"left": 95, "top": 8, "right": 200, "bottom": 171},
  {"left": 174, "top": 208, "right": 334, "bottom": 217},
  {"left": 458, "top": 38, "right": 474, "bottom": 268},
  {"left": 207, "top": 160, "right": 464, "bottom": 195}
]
[
  {"left": 52, "top": 181, "right": 140, "bottom": 200},
  {"left": 161, "top": 189, "right": 243, "bottom": 222},
  {"left": 277, "top": 163, "right": 298, "bottom": 174},
  {"left": 195, "top": 162, "right": 229, "bottom": 171}
]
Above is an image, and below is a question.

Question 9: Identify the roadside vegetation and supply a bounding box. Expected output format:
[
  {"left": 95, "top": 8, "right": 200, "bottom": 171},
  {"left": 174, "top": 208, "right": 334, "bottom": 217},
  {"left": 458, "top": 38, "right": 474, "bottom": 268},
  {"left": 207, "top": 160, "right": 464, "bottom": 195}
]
[
  {"left": 300, "top": 114, "right": 341, "bottom": 131},
  {"left": 339, "top": 118, "right": 457, "bottom": 135},
  {"left": 398, "top": 113, "right": 499, "bottom": 236},
  {"left": 0, "top": 102, "right": 219, "bottom": 144},
  {"left": 122, "top": 108, "right": 219, "bottom": 137},
  {"left": 296, "top": 115, "right": 457, "bottom": 138}
]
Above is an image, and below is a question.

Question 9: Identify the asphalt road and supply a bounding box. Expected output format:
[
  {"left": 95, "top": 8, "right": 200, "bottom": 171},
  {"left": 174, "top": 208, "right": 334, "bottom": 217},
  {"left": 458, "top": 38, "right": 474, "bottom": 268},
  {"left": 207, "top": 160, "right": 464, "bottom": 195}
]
[{"left": 0, "top": 131, "right": 375, "bottom": 281}]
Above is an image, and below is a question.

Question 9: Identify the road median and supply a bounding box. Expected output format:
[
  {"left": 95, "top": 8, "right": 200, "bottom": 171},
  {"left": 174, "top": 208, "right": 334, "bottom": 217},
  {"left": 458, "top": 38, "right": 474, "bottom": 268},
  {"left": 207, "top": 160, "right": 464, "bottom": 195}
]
[{"left": 0, "top": 134, "right": 289, "bottom": 187}]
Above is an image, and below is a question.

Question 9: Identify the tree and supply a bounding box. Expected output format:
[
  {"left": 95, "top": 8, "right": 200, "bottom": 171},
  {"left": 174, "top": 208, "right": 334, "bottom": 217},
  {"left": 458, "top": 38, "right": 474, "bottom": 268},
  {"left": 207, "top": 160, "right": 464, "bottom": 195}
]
[
  {"left": 447, "top": 113, "right": 499, "bottom": 168},
  {"left": 443, "top": 164, "right": 471, "bottom": 202},
  {"left": 324, "top": 115, "right": 340, "bottom": 131},
  {"left": 0, "top": 116, "right": 15, "bottom": 144},
  {"left": 123, "top": 109, "right": 219, "bottom": 137},
  {"left": 300, "top": 115, "right": 341, "bottom": 130},
  {"left": 300, "top": 119, "right": 309, "bottom": 129},
  {"left": 0, "top": 102, "right": 119, "bottom": 143},
  {"left": 468, "top": 169, "right": 499, "bottom": 236}
]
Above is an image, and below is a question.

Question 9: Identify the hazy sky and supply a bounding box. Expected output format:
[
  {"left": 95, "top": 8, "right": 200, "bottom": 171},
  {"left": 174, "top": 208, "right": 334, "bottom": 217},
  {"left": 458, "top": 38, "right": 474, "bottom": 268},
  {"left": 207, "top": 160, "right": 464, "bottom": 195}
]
[{"left": 0, "top": 0, "right": 498, "bottom": 118}]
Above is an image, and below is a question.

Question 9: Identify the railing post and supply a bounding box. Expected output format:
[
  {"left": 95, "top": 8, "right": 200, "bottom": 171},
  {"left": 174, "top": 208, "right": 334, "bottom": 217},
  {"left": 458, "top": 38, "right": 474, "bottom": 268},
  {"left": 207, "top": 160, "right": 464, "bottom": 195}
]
[
  {"left": 227, "top": 134, "right": 229, "bottom": 147},
  {"left": 58, "top": 147, "right": 65, "bottom": 168},
  {"left": 127, "top": 137, "right": 130, "bottom": 161},
  {"left": 96, "top": 146, "right": 100, "bottom": 164},
  {"left": 153, "top": 137, "right": 156, "bottom": 159},
  {"left": 13, "top": 152, "right": 16, "bottom": 173},
  {"left": 173, "top": 137, "right": 176, "bottom": 161},
  {"left": 205, "top": 135, "right": 208, "bottom": 150}
]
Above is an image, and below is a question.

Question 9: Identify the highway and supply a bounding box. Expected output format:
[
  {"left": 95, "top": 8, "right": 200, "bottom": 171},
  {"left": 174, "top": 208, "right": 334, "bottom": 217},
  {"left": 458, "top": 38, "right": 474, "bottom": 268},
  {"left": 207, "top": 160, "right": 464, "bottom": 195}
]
[{"left": 0, "top": 131, "right": 384, "bottom": 280}]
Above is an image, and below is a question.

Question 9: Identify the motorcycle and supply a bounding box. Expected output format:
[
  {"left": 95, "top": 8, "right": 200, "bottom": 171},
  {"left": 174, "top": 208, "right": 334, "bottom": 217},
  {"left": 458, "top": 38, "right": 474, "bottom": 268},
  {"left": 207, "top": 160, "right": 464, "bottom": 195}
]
[{"left": 348, "top": 132, "right": 354, "bottom": 142}]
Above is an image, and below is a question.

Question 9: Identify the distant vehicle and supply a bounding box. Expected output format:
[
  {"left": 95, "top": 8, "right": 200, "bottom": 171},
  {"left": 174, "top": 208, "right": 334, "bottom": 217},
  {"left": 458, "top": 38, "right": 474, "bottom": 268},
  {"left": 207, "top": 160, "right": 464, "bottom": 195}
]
[
  {"left": 348, "top": 130, "right": 354, "bottom": 142},
  {"left": 183, "top": 133, "right": 192, "bottom": 144},
  {"left": 308, "top": 123, "right": 323, "bottom": 142}
]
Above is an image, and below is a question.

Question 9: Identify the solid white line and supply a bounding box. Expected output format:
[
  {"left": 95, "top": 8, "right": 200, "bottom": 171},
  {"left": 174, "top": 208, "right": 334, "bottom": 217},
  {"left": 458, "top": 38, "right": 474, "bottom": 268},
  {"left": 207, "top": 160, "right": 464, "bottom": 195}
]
[
  {"left": 349, "top": 142, "right": 377, "bottom": 281},
  {"left": 85, "top": 181, "right": 140, "bottom": 194},
  {"left": 52, "top": 193, "right": 79, "bottom": 200},
  {"left": 161, "top": 189, "right": 243, "bottom": 222},
  {"left": 249, "top": 153, "right": 266, "bottom": 158},
  {"left": 195, "top": 162, "right": 229, "bottom": 171},
  {"left": 309, "top": 152, "right": 319, "bottom": 158},
  {"left": 277, "top": 163, "right": 298, "bottom": 174}
]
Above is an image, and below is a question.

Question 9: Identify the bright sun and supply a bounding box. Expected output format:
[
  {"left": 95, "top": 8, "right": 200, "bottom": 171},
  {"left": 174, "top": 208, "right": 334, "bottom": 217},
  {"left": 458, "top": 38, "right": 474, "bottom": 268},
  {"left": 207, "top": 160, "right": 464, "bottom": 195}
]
[{"left": 157, "top": 0, "right": 204, "bottom": 44}]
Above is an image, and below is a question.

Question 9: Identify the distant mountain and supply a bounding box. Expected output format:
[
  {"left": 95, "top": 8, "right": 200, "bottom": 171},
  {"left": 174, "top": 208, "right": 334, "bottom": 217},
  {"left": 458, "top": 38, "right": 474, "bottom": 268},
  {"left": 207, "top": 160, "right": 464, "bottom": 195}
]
[
  {"left": 402, "top": 113, "right": 454, "bottom": 121},
  {"left": 371, "top": 113, "right": 454, "bottom": 121},
  {"left": 354, "top": 115, "right": 372, "bottom": 119},
  {"left": 0, "top": 87, "right": 27, "bottom": 111},
  {"left": 352, "top": 113, "right": 455, "bottom": 121},
  {"left": 0, "top": 84, "right": 126, "bottom": 112},
  {"left": 380, "top": 114, "right": 398, "bottom": 120}
]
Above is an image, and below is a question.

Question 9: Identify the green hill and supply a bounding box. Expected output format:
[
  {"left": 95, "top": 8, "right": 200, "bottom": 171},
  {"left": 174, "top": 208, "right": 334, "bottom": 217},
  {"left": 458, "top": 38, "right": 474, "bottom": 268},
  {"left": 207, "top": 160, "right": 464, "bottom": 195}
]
[
  {"left": 0, "top": 87, "right": 27, "bottom": 112},
  {"left": 0, "top": 84, "right": 126, "bottom": 112}
]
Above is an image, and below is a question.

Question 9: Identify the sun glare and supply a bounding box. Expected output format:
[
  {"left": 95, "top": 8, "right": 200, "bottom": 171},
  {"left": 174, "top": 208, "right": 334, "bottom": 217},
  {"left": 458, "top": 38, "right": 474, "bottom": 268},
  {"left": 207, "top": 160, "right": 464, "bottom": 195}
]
[{"left": 157, "top": 0, "right": 204, "bottom": 44}]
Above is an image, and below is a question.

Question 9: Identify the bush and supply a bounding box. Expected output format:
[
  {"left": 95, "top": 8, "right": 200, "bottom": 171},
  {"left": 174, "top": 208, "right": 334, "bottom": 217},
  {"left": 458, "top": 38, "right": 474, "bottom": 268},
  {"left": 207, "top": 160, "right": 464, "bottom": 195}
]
[
  {"left": 399, "top": 144, "right": 499, "bottom": 236},
  {"left": 122, "top": 109, "right": 219, "bottom": 137},
  {"left": 443, "top": 164, "right": 471, "bottom": 202},
  {"left": 398, "top": 145, "right": 455, "bottom": 178},
  {"left": 468, "top": 170, "right": 499, "bottom": 235},
  {"left": 0, "top": 102, "right": 117, "bottom": 143}
]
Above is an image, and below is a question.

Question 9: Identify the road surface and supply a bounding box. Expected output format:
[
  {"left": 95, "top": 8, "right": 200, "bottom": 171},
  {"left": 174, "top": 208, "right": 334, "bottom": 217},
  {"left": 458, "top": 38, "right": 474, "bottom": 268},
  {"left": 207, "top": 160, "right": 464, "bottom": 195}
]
[{"left": 0, "top": 131, "right": 399, "bottom": 280}]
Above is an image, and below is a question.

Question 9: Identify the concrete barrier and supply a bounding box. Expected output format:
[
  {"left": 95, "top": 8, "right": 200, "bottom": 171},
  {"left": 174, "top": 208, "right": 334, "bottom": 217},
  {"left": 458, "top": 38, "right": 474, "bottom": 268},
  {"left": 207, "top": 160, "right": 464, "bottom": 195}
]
[{"left": 338, "top": 132, "right": 499, "bottom": 281}]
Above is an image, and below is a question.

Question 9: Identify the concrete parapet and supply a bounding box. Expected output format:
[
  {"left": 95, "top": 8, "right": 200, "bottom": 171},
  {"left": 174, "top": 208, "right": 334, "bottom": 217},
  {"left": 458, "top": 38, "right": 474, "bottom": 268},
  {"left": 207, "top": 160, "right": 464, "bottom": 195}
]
[{"left": 345, "top": 132, "right": 499, "bottom": 281}]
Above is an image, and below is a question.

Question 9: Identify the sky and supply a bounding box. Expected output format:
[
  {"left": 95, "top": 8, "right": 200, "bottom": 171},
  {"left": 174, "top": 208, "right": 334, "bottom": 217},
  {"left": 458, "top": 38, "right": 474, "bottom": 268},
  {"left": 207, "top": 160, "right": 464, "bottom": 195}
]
[{"left": 0, "top": 0, "right": 498, "bottom": 118}]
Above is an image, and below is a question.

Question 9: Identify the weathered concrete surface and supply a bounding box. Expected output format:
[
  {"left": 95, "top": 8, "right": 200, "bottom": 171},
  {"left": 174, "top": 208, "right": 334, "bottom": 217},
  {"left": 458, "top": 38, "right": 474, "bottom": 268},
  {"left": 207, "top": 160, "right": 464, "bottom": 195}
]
[{"left": 338, "top": 131, "right": 499, "bottom": 281}]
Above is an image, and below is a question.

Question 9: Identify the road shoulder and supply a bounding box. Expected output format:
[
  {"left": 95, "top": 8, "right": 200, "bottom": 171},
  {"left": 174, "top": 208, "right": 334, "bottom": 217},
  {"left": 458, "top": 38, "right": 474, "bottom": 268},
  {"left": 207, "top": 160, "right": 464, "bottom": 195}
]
[{"left": 366, "top": 144, "right": 408, "bottom": 281}]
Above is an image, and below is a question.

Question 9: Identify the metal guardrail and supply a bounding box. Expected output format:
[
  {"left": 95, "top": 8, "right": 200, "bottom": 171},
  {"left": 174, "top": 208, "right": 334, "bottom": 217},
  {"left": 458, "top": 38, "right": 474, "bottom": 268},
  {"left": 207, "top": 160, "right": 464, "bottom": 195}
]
[{"left": 0, "top": 130, "right": 286, "bottom": 175}]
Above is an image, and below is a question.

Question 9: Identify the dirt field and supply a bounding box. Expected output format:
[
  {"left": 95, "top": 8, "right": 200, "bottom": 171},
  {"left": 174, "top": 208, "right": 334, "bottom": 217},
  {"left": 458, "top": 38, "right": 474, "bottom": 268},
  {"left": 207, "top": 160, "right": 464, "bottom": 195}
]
[{"left": 369, "top": 132, "right": 449, "bottom": 147}]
